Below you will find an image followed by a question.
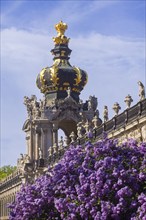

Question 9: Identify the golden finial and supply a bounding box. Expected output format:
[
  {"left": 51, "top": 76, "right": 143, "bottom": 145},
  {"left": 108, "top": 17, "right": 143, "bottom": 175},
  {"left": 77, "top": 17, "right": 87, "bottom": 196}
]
[
  {"left": 55, "top": 21, "right": 68, "bottom": 36},
  {"left": 53, "top": 21, "right": 70, "bottom": 45}
]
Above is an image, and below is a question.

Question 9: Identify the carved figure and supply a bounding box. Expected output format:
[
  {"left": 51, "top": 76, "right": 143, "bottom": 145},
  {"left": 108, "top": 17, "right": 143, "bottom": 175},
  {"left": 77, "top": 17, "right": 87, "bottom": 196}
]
[
  {"left": 64, "top": 136, "right": 69, "bottom": 147},
  {"left": 58, "top": 136, "right": 64, "bottom": 149},
  {"left": 77, "top": 122, "right": 83, "bottom": 138},
  {"left": 92, "top": 115, "right": 98, "bottom": 128},
  {"left": 24, "top": 95, "right": 41, "bottom": 119},
  {"left": 48, "top": 146, "right": 53, "bottom": 156},
  {"left": 138, "top": 81, "right": 145, "bottom": 100},
  {"left": 17, "top": 153, "right": 24, "bottom": 167},
  {"left": 103, "top": 106, "right": 109, "bottom": 122},
  {"left": 24, "top": 154, "right": 31, "bottom": 163},
  {"left": 84, "top": 120, "right": 89, "bottom": 134},
  {"left": 39, "top": 98, "right": 46, "bottom": 110},
  {"left": 24, "top": 96, "right": 32, "bottom": 117},
  {"left": 124, "top": 94, "right": 133, "bottom": 108},
  {"left": 70, "top": 131, "right": 76, "bottom": 143},
  {"left": 88, "top": 96, "right": 98, "bottom": 111}
]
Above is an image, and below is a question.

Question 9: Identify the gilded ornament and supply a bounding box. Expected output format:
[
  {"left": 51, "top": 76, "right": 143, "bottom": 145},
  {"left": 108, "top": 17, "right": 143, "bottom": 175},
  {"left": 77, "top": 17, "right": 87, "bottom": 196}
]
[
  {"left": 50, "top": 65, "right": 59, "bottom": 86},
  {"left": 40, "top": 68, "right": 46, "bottom": 86},
  {"left": 61, "top": 60, "right": 68, "bottom": 67},
  {"left": 63, "top": 82, "right": 70, "bottom": 86},
  {"left": 55, "top": 21, "right": 68, "bottom": 36},
  {"left": 61, "top": 51, "right": 66, "bottom": 56},
  {"left": 53, "top": 21, "right": 70, "bottom": 45},
  {"left": 73, "top": 66, "right": 82, "bottom": 86},
  {"left": 53, "top": 59, "right": 61, "bottom": 66}
]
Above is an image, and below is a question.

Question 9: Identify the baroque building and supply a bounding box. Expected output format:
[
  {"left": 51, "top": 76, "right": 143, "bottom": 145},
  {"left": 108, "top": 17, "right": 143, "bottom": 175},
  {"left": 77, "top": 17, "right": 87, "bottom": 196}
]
[{"left": 0, "top": 21, "right": 146, "bottom": 220}]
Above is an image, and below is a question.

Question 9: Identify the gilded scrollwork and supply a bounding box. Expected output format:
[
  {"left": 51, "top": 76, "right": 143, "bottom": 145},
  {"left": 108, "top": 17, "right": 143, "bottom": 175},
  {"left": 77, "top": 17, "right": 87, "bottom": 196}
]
[
  {"left": 50, "top": 65, "right": 59, "bottom": 86},
  {"left": 73, "top": 66, "right": 82, "bottom": 86}
]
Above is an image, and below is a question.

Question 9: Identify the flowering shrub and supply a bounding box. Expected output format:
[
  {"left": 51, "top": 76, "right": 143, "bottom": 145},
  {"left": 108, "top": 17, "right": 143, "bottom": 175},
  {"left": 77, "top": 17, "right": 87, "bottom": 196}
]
[{"left": 9, "top": 138, "right": 146, "bottom": 220}]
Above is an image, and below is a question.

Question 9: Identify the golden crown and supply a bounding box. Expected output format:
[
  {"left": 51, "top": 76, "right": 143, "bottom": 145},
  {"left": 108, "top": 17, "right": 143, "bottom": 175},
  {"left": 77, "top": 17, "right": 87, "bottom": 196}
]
[
  {"left": 55, "top": 21, "right": 68, "bottom": 36},
  {"left": 53, "top": 21, "right": 70, "bottom": 45}
]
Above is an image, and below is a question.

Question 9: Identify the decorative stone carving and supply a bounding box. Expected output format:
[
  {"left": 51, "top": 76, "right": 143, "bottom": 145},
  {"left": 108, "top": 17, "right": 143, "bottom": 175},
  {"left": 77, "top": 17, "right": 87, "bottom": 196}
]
[
  {"left": 92, "top": 115, "right": 98, "bottom": 128},
  {"left": 138, "top": 81, "right": 145, "bottom": 101},
  {"left": 118, "top": 135, "right": 127, "bottom": 145},
  {"left": 112, "top": 102, "right": 121, "bottom": 115},
  {"left": 88, "top": 96, "right": 97, "bottom": 111},
  {"left": 24, "top": 96, "right": 32, "bottom": 117},
  {"left": 64, "top": 136, "right": 69, "bottom": 147},
  {"left": 103, "top": 106, "right": 108, "bottom": 122},
  {"left": 17, "top": 154, "right": 31, "bottom": 168},
  {"left": 77, "top": 122, "right": 83, "bottom": 138},
  {"left": 84, "top": 120, "right": 89, "bottom": 134},
  {"left": 48, "top": 146, "right": 53, "bottom": 156},
  {"left": 128, "top": 129, "right": 142, "bottom": 142},
  {"left": 53, "top": 143, "right": 58, "bottom": 154},
  {"left": 124, "top": 95, "right": 133, "bottom": 108},
  {"left": 141, "top": 125, "right": 146, "bottom": 142},
  {"left": 58, "top": 136, "right": 64, "bottom": 150},
  {"left": 70, "top": 131, "right": 76, "bottom": 143},
  {"left": 24, "top": 95, "right": 41, "bottom": 119}
]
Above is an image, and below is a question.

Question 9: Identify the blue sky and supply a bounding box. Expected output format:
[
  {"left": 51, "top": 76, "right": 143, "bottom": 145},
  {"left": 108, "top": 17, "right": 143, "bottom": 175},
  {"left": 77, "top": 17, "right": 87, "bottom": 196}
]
[{"left": 1, "top": 0, "right": 146, "bottom": 166}]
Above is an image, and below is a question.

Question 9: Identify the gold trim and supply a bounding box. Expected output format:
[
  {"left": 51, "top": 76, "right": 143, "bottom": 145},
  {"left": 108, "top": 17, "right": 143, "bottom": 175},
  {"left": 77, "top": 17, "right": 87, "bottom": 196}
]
[
  {"left": 40, "top": 68, "right": 46, "bottom": 86},
  {"left": 50, "top": 65, "right": 59, "bottom": 86},
  {"left": 73, "top": 66, "right": 82, "bottom": 86}
]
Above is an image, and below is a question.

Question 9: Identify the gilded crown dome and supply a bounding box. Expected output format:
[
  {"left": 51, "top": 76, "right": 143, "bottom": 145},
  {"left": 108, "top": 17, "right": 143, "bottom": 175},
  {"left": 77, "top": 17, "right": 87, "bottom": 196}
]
[{"left": 36, "top": 21, "right": 88, "bottom": 102}]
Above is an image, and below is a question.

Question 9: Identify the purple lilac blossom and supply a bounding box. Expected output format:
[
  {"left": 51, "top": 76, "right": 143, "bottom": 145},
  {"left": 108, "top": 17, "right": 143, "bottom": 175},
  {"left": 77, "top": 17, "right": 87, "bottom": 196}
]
[{"left": 9, "top": 138, "right": 146, "bottom": 220}]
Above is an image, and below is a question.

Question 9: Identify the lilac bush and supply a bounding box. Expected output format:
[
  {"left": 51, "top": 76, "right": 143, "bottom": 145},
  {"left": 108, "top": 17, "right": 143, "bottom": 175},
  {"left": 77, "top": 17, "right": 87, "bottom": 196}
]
[{"left": 9, "top": 138, "right": 146, "bottom": 220}]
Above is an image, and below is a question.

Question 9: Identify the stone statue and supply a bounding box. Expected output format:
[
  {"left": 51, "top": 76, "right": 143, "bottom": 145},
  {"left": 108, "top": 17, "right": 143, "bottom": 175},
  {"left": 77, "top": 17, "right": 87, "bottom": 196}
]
[
  {"left": 103, "top": 106, "right": 108, "bottom": 122},
  {"left": 24, "top": 154, "right": 31, "bottom": 163},
  {"left": 64, "top": 136, "right": 69, "bottom": 147},
  {"left": 88, "top": 96, "right": 97, "bottom": 111},
  {"left": 70, "top": 131, "right": 76, "bottom": 143},
  {"left": 138, "top": 81, "right": 145, "bottom": 101},
  {"left": 24, "top": 95, "right": 41, "bottom": 119},
  {"left": 48, "top": 146, "right": 53, "bottom": 156},
  {"left": 112, "top": 102, "right": 121, "bottom": 115},
  {"left": 17, "top": 153, "right": 24, "bottom": 167},
  {"left": 24, "top": 96, "right": 32, "bottom": 117},
  {"left": 39, "top": 97, "right": 46, "bottom": 110},
  {"left": 58, "top": 136, "right": 64, "bottom": 150},
  {"left": 92, "top": 115, "right": 98, "bottom": 128},
  {"left": 124, "top": 94, "right": 133, "bottom": 108},
  {"left": 84, "top": 120, "right": 89, "bottom": 134},
  {"left": 77, "top": 122, "right": 83, "bottom": 138}
]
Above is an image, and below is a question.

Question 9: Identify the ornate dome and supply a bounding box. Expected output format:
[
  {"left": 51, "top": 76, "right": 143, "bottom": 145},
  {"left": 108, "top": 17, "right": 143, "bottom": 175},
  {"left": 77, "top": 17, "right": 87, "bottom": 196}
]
[{"left": 36, "top": 21, "right": 88, "bottom": 102}]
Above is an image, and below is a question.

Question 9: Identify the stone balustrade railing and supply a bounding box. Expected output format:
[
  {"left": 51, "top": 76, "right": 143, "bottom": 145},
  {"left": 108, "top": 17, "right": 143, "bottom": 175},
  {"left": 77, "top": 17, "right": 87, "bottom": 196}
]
[
  {"left": 0, "top": 170, "right": 22, "bottom": 193},
  {"left": 47, "top": 99, "right": 146, "bottom": 166}
]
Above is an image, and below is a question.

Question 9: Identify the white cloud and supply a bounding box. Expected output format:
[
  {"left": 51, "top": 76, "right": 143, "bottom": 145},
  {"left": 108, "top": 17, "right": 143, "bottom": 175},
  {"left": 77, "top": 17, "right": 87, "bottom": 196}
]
[{"left": 1, "top": 27, "right": 145, "bottom": 165}]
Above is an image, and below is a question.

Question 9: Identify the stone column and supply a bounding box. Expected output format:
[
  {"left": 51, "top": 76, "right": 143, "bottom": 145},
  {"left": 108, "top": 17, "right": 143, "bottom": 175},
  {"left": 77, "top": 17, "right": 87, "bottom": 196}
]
[
  {"left": 52, "top": 123, "right": 58, "bottom": 146},
  {"left": 41, "top": 128, "right": 44, "bottom": 158},
  {"left": 44, "top": 124, "right": 53, "bottom": 159},
  {"left": 28, "top": 123, "right": 33, "bottom": 160},
  {"left": 35, "top": 132, "right": 39, "bottom": 160}
]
